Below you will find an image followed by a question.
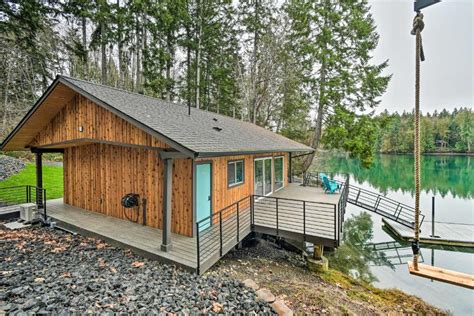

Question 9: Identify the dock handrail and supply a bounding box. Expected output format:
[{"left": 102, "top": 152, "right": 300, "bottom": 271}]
[{"left": 346, "top": 184, "right": 425, "bottom": 229}]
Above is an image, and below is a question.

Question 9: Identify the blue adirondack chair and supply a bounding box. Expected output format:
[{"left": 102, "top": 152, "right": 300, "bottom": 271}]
[
  {"left": 321, "top": 174, "right": 340, "bottom": 194},
  {"left": 319, "top": 172, "right": 328, "bottom": 189}
]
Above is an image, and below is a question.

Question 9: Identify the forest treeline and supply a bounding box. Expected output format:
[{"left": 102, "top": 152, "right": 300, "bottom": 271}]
[
  {"left": 1, "top": 0, "right": 390, "bottom": 167},
  {"left": 374, "top": 108, "right": 473, "bottom": 154}
]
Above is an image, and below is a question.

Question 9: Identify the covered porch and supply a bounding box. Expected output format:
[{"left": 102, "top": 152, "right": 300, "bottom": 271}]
[{"left": 46, "top": 198, "right": 198, "bottom": 271}]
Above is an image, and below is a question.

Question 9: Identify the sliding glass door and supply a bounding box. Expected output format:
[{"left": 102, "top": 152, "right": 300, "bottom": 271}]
[
  {"left": 274, "top": 156, "right": 284, "bottom": 191},
  {"left": 254, "top": 158, "right": 273, "bottom": 196}
]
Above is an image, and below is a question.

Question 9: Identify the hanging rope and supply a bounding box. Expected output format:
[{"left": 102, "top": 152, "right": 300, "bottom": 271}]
[{"left": 411, "top": 12, "right": 425, "bottom": 271}]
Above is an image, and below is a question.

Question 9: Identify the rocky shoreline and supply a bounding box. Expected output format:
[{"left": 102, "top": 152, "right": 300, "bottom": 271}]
[
  {"left": 209, "top": 237, "right": 446, "bottom": 314},
  {"left": 0, "top": 155, "right": 25, "bottom": 181},
  {"left": 0, "top": 225, "right": 274, "bottom": 314}
]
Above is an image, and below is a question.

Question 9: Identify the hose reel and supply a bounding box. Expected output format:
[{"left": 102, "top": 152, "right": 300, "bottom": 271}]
[{"left": 121, "top": 193, "right": 147, "bottom": 225}]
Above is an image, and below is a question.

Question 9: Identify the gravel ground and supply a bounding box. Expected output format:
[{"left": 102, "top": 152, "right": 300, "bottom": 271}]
[
  {"left": 0, "top": 155, "right": 25, "bottom": 181},
  {"left": 0, "top": 225, "right": 274, "bottom": 314}
]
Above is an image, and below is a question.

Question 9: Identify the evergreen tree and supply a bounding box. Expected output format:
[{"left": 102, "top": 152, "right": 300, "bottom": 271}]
[{"left": 285, "top": 0, "right": 390, "bottom": 168}]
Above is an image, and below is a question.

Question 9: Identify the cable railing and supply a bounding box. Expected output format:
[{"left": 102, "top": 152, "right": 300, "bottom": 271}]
[
  {"left": 347, "top": 184, "right": 425, "bottom": 228},
  {"left": 196, "top": 196, "right": 252, "bottom": 274},
  {"left": 196, "top": 190, "right": 345, "bottom": 274},
  {"left": 0, "top": 185, "right": 47, "bottom": 219}
]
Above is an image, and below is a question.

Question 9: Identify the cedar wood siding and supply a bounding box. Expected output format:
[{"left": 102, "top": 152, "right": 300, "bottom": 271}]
[
  {"left": 30, "top": 93, "right": 194, "bottom": 237},
  {"left": 196, "top": 152, "right": 289, "bottom": 216},
  {"left": 30, "top": 94, "right": 171, "bottom": 148},
  {"left": 28, "top": 92, "right": 290, "bottom": 237}
]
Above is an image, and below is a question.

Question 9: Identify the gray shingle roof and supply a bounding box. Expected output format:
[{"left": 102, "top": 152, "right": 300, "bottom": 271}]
[{"left": 60, "top": 75, "right": 313, "bottom": 156}]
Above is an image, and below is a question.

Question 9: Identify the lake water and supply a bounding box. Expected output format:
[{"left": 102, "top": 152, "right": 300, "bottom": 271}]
[{"left": 315, "top": 154, "right": 473, "bottom": 315}]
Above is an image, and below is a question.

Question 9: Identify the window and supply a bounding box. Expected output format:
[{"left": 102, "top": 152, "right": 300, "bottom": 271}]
[
  {"left": 274, "top": 156, "right": 284, "bottom": 190},
  {"left": 228, "top": 160, "right": 244, "bottom": 187}
]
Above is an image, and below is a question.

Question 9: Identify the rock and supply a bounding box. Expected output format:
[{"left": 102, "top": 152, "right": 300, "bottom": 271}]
[
  {"left": 256, "top": 288, "right": 276, "bottom": 303},
  {"left": 20, "top": 298, "right": 37, "bottom": 310},
  {"left": 0, "top": 155, "right": 25, "bottom": 181},
  {"left": 0, "top": 226, "right": 276, "bottom": 314},
  {"left": 271, "top": 300, "right": 293, "bottom": 316},
  {"left": 243, "top": 279, "right": 259, "bottom": 291}
]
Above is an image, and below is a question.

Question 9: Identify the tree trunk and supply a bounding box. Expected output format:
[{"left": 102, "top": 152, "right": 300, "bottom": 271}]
[
  {"left": 166, "top": 31, "right": 173, "bottom": 101},
  {"left": 302, "top": 59, "right": 327, "bottom": 172},
  {"left": 117, "top": 0, "right": 124, "bottom": 88},
  {"left": 82, "top": 16, "right": 88, "bottom": 78},
  {"left": 100, "top": 22, "right": 107, "bottom": 84},
  {"left": 186, "top": 25, "right": 191, "bottom": 108},
  {"left": 2, "top": 62, "right": 11, "bottom": 135},
  {"left": 195, "top": 0, "right": 203, "bottom": 109},
  {"left": 135, "top": 15, "right": 142, "bottom": 92},
  {"left": 251, "top": 0, "right": 260, "bottom": 124}
]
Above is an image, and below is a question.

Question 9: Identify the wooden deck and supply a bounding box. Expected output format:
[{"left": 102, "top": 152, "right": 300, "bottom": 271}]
[
  {"left": 47, "top": 199, "right": 198, "bottom": 271},
  {"left": 383, "top": 218, "right": 474, "bottom": 247},
  {"left": 42, "top": 183, "right": 346, "bottom": 274}
]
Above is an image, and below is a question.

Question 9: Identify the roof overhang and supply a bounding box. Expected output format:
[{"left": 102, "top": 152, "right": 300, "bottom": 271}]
[
  {"left": 0, "top": 76, "right": 195, "bottom": 157},
  {"left": 195, "top": 148, "right": 315, "bottom": 158},
  {"left": 1, "top": 79, "right": 76, "bottom": 151}
]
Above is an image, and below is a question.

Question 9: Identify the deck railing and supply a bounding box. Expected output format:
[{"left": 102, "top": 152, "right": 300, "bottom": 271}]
[
  {"left": 0, "top": 185, "right": 47, "bottom": 219},
  {"left": 196, "top": 189, "right": 346, "bottom": 274},
  {"left": 196, "top": 196, "right": 252, "bottom": 274},
  {"left": 337, "top": 175, "right": 350, "bottom": 235},
  {"left": 252, "top": 195, "right": 339, "bottom": 243}
]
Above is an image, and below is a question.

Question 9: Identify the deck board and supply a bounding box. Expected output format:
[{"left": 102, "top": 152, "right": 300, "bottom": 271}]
[
  {"left": 41, "top": 183, "right": 344, "bottom": 274},
  {"left": 47, "top": 199, "right": 198, "bottom": 270}
]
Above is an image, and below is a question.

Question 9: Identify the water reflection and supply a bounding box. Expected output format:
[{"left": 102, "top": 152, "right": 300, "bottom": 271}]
[
  {"left": 314, "top": 154, "right": 473, "bottom": 199},
  {"left": 328, "top": 212, "right": 393, "bottom": 283},
  {"left": 315, "top": 154, "right": 473, "bottom": 314}
]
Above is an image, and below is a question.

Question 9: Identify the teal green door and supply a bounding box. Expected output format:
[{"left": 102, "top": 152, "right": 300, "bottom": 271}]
[{"left": 196, "top": 163, "right": 212, "bottom": 231}]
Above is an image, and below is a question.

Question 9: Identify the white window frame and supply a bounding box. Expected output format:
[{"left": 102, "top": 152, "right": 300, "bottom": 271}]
[
  {"left": 254, "top": 157, "right": 273, "bottom": 196},
  {"left": 273, "top": 156, "right": 285, "bottom": 192},
  {"left": 227, "top": 159, "right": 245, "bottom": 188}
]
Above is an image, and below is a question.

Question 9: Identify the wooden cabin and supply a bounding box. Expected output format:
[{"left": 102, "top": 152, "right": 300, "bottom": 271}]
[{"left": 1, "top": 76, "right": 321, "bottom": 251}]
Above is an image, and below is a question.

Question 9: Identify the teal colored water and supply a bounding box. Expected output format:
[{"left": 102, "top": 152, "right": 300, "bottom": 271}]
[{"left": 317, "top": 155, "right": 474, "bottom": 315}]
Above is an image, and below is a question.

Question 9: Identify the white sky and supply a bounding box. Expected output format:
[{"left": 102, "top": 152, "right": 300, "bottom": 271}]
[{"left": 368, "top": 0, "right": 473, "bottom": 114}]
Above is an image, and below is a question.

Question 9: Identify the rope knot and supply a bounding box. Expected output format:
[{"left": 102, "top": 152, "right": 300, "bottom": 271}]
[
  {"left": 411, "top": 12, "right": 425, "bottom": 62},
  {"left": 411, "top": 12, "right": 425, "bottom": 35}
]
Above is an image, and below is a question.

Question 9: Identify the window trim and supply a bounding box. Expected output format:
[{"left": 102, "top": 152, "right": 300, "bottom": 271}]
[
  {"left": 227, "top": 159, "right": 245, "bottom": 188},
  {"left": 254, "top": 156, "right": 273, "bottom": 196},
  {"left": 273, "top": 156, "right": 285, "bottom": 192}
]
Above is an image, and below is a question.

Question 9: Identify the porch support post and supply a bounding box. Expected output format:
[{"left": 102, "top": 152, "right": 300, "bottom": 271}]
[
  {"left": 35, "top": 151, "right": 43, "bottom": 208},
  {"left": 161, "top": 158, "right": 173, "bottom": 252},
  {"left": 288, "top": 152, "right": 292, "bottom": 183}
]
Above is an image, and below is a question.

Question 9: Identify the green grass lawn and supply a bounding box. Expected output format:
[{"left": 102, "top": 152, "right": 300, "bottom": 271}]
[{"left": 0, "top": 163, "right": 64, "bottom": 199}]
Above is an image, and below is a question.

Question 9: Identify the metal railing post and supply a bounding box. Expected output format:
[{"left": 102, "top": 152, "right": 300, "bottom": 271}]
[
  {"left": 303, "top": 201, "right": 306, "bottom": 242},
  {"left": 43, "top": 189, "right": 47, "bottom": 221},
  {"left": 334, "top": 205, "right": 337, "bottom": 243},
  {"left": 374, "top": 195, "right": 381, "bottom": 210},
  {"left": 219, "top": 212, "right": 223, "bottom": 256},
  {"left": 276, "top": 198, "right": 279, "bottom": 236},
  {"left": 395, "top": 203, "right": 401, "bottom": 219},
  {"left": 355, "top": 188, "right": 361, "bottom": 204},
  {"left": 196, "top": 222, "right": 200, "bottom": 274},
  {"left": 237, "top": 202, "right": 240, "bottom": 242},
  {"left": 250, "top": 195, "right": 254, "bottom": 227}
]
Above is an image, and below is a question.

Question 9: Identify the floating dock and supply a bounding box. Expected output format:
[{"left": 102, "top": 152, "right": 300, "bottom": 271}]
[{"left": 383, "top": 218, "right": 474, "bottom": 248}]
